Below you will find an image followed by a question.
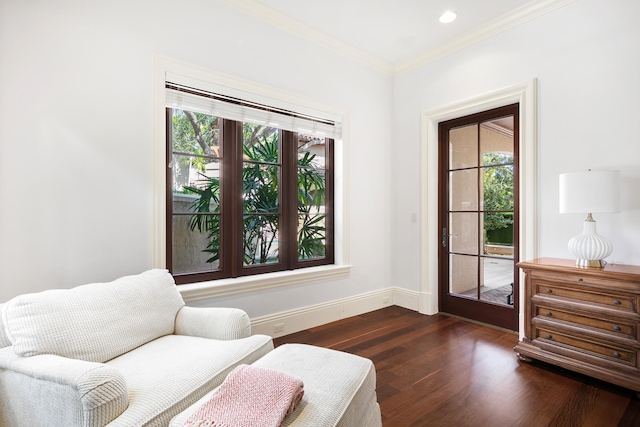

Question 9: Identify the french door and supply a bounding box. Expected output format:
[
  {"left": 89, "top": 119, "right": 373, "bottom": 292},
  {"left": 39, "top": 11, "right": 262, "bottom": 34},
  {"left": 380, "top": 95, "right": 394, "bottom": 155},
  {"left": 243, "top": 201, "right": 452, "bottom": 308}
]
[{"left": 438, "top": 104, "right": 519, "bottom": 331}]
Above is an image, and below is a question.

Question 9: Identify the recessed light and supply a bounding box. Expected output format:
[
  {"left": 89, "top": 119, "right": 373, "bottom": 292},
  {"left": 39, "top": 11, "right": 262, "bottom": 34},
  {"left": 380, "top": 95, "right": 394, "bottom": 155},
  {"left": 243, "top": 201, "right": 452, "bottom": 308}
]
[{"left": 439, "top": 10, "right": 457, "bottom": 24}]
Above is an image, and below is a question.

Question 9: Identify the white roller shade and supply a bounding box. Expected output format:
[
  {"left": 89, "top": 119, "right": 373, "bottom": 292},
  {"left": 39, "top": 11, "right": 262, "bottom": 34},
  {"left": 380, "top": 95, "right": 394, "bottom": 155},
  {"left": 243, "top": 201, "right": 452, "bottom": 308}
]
[{"left": 165, "top": 79, "right": 341, "bottom": 140}]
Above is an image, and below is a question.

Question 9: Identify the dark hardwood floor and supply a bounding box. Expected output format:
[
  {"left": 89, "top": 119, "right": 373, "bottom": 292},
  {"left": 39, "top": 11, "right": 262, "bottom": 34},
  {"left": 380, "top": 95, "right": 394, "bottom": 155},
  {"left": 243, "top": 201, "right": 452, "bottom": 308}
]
[{"left": 273, "top": 306, "right": 640, "bottom": 427}]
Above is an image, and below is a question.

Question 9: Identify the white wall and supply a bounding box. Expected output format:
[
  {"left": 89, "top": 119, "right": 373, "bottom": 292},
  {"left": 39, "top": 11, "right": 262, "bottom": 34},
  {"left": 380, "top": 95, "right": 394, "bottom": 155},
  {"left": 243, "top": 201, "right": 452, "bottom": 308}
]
[
  {"left": 0, "top": 0, "right": 393, "bottom": 316},
  {"left": 391, "top": 0, "right": 640, "bottom": 297},
  {"left": 2, "top": 0, "right": 638, "bottom": 328}
]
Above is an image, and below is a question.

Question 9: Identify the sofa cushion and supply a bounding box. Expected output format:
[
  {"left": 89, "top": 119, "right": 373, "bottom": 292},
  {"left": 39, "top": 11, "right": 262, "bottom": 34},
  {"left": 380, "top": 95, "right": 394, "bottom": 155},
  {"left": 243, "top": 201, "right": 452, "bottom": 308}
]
[
  {"left": 105, "top": 333, "right": 274, "bottom": 427},
  {"left": 3, "top": 269, "right": 184, "bottom": 362}
]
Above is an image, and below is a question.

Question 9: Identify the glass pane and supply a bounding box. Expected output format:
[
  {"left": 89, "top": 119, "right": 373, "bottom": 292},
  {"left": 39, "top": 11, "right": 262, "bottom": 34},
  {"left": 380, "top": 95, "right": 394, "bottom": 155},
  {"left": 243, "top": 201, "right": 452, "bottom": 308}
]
[
  {"left": 172, "top": 214, "right": 220, "bottom": 274},
  {"left": 480, "top": 257, "right": 514, "bottom": 306},
  {"left": 449, "top": 213, "right": 479, "bottom": 255},
  {"left": 243, "top": 164, "right": 279, "bottom": 213},
  {"left": 482, "top": 165, "right": 514, "bottom": 211},
  {"left": 482, "top": 152, "right": 513, "bottom": 167},
  {"left": 173, "top": 154, "right": 221, "bottom": 213},
  {"left": 243, "top": 124, "right": 280, "bottom": 163},
  {"left": 449, "top": 254, "right": 478, "bottom": 296},
  {"left": 243, "top": 214, "right": 279, "bottom": 265},
  {"left": 298, "top": 169, "right": 325, "bottom": 212},
  {"left": 171, "top": 110, "right": 220, "bottom": 156},
  {"left": 298, "top": 214, "right": 326, "bottom": 260},
  {"left": 450, "top": 170, "right": 478, "bottom": 211},
  {"left": 480, "top": 117, "right": 513, "bottom": 166},
  {"left": 483, "top": 212, "right": 514, "bottom": 257},
  {"left": 298, "top": 134, "right": 326, "bottom": 169},
  {"left": 449, "top": 124, "right": 478, "bottom": 170}
]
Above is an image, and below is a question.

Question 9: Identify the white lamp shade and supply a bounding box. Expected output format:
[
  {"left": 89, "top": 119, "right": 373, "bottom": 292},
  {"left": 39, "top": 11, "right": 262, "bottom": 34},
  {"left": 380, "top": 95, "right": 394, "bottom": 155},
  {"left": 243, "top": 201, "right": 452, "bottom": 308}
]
[{"left": 559, "top": 170, "right": 620, "bottom": 214}]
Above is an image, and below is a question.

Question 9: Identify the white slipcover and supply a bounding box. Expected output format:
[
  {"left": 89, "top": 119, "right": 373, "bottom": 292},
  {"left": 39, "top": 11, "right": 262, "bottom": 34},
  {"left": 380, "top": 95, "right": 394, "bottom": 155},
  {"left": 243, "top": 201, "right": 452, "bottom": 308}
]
[{"left": 0, "top": 270, "right": 274, "bottom": 427}]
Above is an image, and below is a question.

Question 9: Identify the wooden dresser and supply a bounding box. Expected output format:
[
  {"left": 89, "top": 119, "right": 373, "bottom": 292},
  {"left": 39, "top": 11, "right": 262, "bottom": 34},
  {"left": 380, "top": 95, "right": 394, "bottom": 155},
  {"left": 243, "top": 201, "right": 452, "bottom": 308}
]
[{"left": 515, "top": 258, "right": 640, "bottom": 392}]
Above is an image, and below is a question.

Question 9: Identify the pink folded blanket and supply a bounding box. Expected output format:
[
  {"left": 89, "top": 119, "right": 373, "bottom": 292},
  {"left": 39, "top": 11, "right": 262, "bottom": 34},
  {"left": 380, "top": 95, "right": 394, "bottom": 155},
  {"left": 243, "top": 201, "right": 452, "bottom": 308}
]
[{"left": 184, "top": 364, "right": 304, "bottom": 427}]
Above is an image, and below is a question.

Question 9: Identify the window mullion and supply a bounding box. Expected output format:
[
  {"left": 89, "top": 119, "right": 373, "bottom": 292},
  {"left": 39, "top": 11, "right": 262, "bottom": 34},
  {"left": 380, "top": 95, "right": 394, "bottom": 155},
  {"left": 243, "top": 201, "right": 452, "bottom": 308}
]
[
  {"left": 280, "top": 131, "right": 296, "bottom": 269},
  {"left": 221, "top": 119, "right": 242, "bottom": 278}
]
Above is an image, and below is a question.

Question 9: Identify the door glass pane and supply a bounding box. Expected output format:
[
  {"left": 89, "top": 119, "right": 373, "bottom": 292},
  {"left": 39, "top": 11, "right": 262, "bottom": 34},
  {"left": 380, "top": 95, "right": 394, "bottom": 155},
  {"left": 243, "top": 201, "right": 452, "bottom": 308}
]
[
  {"left": 449, "top": 213, "right": 479, "bottom": 255},
  {"left": 483, "top": 212, "right": 514, "bottom": 256},
  {"left": 480, "top": 257, "right": 514, "bottom": 306},
  {"left": 480, "top": 117, "right": 513, "bottom": 166},
  {"left": 449, "top": 254, "right": 478, "bottom": 296},
  {"left": 482, "top": 165, "right": 514, "bottom": 212},
  {"left": 450, "top": 170, "right": 478, "bottom": 211},
  {"left": 449, "top": 124, "right": 478, "bottom": 169}
]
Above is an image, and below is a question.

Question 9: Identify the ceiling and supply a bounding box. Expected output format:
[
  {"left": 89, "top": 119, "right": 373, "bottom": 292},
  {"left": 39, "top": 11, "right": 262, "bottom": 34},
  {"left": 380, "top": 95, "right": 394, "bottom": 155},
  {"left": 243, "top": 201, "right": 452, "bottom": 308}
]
[
  {"left": 219, "top": 0, "right": 578, "bottom": 74},
  {"left": 256, "top": 0, "right": 533, "bottom": 65}
]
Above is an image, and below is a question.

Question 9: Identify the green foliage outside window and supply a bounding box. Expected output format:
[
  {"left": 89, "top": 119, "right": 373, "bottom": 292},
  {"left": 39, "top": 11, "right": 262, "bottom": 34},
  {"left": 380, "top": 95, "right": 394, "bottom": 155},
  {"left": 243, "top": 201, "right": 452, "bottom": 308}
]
[
  {"left": 483, "top": 152, "right": 514, "bottom": 245},
  {"left": 173, "top": 112, "right": 327, "bottom": 267}
]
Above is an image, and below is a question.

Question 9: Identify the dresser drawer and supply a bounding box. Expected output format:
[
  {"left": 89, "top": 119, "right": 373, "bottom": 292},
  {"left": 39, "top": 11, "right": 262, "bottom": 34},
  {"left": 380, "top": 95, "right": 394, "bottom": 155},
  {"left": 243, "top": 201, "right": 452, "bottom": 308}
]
[
  {"left": 534, "top": 327, "right": 636, "bottom": 365},
  {"left": 534, "top": 306, "right": 636, "bottom": 339},
  {"left": 531, "top": 269, "right": 639, "bottom": 290},
  {"left": 534, "top": 282, "right": 637, "bottom": 313}
]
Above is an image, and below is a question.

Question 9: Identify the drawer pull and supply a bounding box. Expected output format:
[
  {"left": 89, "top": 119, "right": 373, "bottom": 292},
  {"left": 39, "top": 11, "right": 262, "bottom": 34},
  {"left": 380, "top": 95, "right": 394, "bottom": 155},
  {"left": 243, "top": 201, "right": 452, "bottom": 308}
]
[
  {"left": 613, "top": 300, "right": 621, "bottom": 305},
  {"left": 546, "top": 289, "right": 552, "bottom": 294},
  {"left": 545, "top": 312, "right": 552, "bottom": 317},
  {"left": 613, "top": 352, "right": 621, "bottom": 358},
  {"left": 613, "top": 326, "right": 621, "bottom": 332},
  {"left": 545, "top": 334, "right": 552, "bottom": 340}
]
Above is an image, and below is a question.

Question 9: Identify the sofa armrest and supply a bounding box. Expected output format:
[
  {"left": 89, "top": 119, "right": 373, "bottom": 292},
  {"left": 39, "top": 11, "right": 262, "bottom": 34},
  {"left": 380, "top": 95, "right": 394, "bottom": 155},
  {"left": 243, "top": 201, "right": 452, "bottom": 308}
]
[
  {"left": 174, "top": 306, "right": 251, "bottom": 340},
  {"left": 0, "top": 347, "right": 128, "bottom": 427}
]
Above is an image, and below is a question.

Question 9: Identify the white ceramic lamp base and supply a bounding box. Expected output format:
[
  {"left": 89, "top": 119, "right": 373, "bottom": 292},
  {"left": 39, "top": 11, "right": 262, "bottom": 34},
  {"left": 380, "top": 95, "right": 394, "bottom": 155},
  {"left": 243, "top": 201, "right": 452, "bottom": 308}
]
[{"left": 568, "top": 214, "right": 613, "bottom": 268}]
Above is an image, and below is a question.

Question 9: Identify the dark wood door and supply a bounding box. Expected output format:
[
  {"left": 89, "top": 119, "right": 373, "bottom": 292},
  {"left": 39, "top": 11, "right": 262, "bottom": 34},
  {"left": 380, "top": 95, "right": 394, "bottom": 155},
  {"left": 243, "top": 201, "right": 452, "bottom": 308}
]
[{"left": 438, "top": 104, "right": 520, "bottom": 331}]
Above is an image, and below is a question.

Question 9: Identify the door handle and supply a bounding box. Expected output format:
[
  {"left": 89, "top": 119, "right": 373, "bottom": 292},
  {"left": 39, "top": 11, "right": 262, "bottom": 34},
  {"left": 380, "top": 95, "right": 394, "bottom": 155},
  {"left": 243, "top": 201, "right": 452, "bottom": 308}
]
[{"left": 442, "top": 228, "right": 458, "bottom": 247}]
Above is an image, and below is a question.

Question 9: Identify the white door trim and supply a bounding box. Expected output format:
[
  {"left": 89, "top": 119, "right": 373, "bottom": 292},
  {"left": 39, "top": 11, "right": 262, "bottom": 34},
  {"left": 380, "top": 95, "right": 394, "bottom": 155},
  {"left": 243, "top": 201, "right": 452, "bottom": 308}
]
[{"left": 419, "top": 80, "right": 538, "bottom": 336}]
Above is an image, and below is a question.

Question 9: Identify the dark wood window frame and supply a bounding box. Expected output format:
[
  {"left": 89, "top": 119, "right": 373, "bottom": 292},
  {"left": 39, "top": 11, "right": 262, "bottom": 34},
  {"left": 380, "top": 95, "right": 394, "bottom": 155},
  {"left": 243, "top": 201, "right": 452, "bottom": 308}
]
[{"left": 166, "top": 109, "right": 334, "bottom": 285}]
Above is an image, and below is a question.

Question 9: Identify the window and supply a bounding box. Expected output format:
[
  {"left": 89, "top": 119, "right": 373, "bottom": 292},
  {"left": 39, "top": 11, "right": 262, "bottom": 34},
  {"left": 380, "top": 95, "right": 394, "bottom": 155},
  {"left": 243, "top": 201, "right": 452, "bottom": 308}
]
[{"left": 166, "top": 84, "right": 335, "bottom": 285}]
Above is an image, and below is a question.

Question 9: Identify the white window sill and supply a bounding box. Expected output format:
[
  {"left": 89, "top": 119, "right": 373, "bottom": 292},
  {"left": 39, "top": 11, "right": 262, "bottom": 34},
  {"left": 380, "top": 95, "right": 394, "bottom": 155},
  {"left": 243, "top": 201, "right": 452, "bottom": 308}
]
[{"left": 177, "top": 264, "right": 352, "bottom": 302}]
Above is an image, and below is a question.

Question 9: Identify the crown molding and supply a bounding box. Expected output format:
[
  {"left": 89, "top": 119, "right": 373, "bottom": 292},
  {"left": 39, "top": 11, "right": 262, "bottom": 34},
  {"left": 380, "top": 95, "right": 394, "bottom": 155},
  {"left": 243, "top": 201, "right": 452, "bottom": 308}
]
[
  {"left": 395, "top": 0, "right": 579, "bottom": 75},
  {"left": 220, "top": 0, "right": 577, "bottom": 77},
  {"left": 219, "top": 0, "right": 395, "bottom": 75}
]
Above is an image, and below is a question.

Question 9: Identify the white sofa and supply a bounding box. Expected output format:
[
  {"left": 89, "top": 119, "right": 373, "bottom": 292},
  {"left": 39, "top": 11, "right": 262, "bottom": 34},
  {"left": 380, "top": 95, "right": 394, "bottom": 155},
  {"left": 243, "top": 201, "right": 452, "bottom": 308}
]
[{"left": 0, "top": 269, "right": 274, "bottom": 427}]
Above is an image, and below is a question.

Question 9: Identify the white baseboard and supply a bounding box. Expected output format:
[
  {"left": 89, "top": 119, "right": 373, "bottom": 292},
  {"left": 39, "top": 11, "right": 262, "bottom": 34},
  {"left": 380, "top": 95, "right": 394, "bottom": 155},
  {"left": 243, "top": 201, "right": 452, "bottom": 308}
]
[
  {"left": 392, "top": 287, "right": 420, "bottom": 311},
  {"left": 251, "top": 287, "right": 420, "bottom": 338}
]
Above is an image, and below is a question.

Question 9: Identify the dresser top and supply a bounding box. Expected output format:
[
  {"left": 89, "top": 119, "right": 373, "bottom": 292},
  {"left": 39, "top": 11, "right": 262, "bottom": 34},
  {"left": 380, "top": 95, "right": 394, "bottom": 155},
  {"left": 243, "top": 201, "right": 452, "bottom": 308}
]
[{"left": 518, "top": 258, "right": 640, "bottom": 282}]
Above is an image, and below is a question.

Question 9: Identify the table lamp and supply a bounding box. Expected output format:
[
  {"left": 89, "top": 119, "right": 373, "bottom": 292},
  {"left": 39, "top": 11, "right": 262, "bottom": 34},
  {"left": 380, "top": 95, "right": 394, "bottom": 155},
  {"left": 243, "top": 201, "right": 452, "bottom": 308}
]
[{"left": 559, "top": 169, "right": 620, "bottom": 268}]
